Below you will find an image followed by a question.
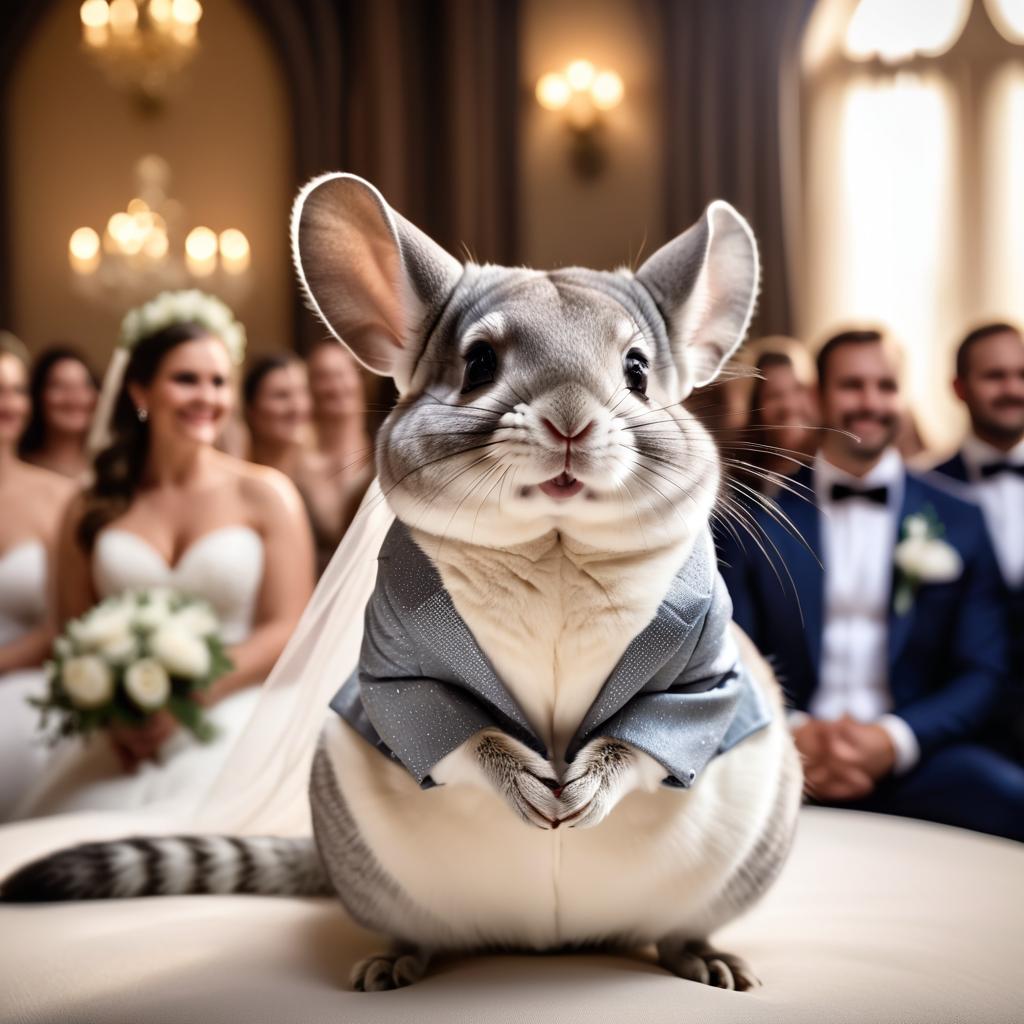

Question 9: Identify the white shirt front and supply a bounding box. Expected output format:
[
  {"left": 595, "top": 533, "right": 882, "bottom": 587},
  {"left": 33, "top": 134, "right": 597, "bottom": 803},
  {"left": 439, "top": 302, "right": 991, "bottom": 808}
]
[
  {"left": 960, "top": 433, "right": 1024, "bottom": 589},
  {"left": 794, "top": 448, "right": 920, "bottom": 772}
]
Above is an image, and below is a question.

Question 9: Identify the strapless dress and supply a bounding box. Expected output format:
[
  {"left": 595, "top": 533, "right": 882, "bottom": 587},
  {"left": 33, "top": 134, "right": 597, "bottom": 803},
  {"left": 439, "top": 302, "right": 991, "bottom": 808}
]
[
  {"left": 0, "top": 541, "right": 50, "bottom": 820},
  {"left": 13, "top": 525, "right": 266, "bottom": 819}
]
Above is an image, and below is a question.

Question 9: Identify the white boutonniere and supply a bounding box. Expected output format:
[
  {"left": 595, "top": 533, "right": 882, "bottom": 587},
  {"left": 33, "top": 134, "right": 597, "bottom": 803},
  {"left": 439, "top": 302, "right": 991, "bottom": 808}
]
[{"left": 892, "top": 507, "right": 963, "bottom": 615}]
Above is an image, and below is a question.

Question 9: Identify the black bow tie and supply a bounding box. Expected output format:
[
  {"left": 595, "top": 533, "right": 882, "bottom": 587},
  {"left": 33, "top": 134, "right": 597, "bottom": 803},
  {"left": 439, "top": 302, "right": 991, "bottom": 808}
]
[
  {"left": 830, "top": 482, "right": 889, "bottom": 505},
  {"left": 979, "top": 460, "right": 1024, "bottom": 480}
]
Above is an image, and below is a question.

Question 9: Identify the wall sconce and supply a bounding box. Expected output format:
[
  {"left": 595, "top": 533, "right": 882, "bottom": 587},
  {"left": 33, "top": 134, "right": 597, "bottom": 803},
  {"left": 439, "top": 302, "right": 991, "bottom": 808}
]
[{"left": 535, "top": 60, "right": 624, "bottom": 178}]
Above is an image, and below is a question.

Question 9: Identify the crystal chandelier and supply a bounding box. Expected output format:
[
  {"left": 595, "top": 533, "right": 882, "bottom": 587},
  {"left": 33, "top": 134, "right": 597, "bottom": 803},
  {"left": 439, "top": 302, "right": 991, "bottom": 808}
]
[
  {"left": 68, "top": 155, "right": 251, "bottom": 313},
  {"left": 79, "top": 0, "right": 203, "bottom": 108}
]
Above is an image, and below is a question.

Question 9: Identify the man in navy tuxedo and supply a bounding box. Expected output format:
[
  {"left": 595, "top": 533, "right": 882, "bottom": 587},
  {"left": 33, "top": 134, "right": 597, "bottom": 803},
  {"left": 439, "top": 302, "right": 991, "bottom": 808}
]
[
  {"left": 719, "top": 329, "right": 1024, "bottom": 841},
  {"left": 932, "top": 323, "right": 1024, "bottom": 761}
]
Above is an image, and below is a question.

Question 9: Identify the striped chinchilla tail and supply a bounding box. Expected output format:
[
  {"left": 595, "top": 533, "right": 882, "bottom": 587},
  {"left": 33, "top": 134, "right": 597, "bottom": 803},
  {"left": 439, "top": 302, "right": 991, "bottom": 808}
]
[{"left": 0, "top": 835, "right": 331, "bottom": 902}]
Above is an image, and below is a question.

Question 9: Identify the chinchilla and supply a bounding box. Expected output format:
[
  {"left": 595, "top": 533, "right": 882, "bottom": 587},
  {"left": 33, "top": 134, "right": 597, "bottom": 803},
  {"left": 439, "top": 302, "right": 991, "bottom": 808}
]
[{"left": 2, "top": 174, "right": 801, "bottom": 994}]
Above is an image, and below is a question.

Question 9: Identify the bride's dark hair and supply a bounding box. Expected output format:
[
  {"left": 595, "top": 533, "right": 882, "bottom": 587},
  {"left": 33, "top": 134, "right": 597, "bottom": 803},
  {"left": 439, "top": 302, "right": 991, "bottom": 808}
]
[{"left": 78, "top": 321, "right": 217, "bottom": 551}]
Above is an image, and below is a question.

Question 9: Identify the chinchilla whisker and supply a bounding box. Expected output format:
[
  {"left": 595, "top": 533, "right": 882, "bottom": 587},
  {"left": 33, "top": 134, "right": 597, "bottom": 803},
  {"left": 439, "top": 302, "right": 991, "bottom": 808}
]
[
  {"left": 381, "top": 441, "right": 506, "bottom": 500},
  {"left": 630, "top": 465, "right": 697, "bottom": 527},
  {"left": 718, "top": 459, "right": 817, "bottom": 502},
  {"left": 714, "top": 492, "right": 801, "bottom": 607},
  {"left": 723, "top": 476, "right": 820, "bottom": 578},
  {"left": 471, "top": 463, "right": 512, "bottom": 544},
  {"left": 438, "top": 460, "right": 504, "bottom": 552}
]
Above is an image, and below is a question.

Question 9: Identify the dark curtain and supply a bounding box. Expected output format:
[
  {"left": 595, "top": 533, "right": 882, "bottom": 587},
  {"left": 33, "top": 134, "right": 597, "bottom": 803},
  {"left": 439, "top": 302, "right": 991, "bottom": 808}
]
[
  {"left": 658, "top": 0, "right": 816, "bottom": 338},
  {"left": 334, "top": 0, "right": 519, "bottom": 266}
]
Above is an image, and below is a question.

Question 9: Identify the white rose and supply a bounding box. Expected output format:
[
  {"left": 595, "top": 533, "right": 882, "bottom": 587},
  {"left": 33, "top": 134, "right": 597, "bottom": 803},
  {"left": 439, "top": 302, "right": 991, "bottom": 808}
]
[
  {"left": 70, "top": 600, "right": 135, "bottom": 653},
  {"left": 62, "top": 655, "right": 114, "bottom": 709},
  {"left": 99, "top": 630, "right": 138, "bottom": 665},
  {"left": 168, "top": 602, "right": 219, "bottom": 637},
  {"left": 894, "top": 537, "right": 963, "bottom": 583},
  {"left": 123, "top": 658, "right": 171, "bottom": 711},
  {"left": 151, "top": 622, "right": 211, "bottom": 679},
  {"left": 135, "top": 589, "right": 174, "bottom": 631},
  {"left": 903, "top": 514, "right": 930, "bottom": 540},
  {"left": 53, "top": 635, "right": 74, "bottom": 659}
]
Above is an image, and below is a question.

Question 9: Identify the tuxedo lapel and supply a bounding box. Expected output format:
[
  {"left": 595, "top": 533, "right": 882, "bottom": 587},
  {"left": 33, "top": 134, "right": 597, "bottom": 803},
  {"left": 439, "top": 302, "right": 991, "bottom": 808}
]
[{"left": 887, "top": 470, "right": 919, "bottom": 665}]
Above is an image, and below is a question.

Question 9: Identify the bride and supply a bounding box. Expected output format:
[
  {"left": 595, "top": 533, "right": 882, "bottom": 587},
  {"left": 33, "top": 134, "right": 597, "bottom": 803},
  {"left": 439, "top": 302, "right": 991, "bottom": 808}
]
[{"left": 14, "top": 292, "right": 315, "bottom": 818}]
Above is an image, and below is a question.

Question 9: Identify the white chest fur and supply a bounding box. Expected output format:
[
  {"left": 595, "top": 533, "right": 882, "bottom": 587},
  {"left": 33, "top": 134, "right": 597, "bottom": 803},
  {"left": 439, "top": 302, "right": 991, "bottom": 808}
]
[{"left": 411, "top": 528, "right": 691, "bottom": 765}]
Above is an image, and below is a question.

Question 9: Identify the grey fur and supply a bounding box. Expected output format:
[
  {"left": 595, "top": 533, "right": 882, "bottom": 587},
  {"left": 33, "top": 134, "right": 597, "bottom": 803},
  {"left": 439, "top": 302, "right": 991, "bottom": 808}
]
[
  {"left": 700, "top": 737, "right": 802, "bottom": 924},
  {"left": 308, "top": 740, "right": 455, "bottom": 947},
  {"left": 1, "top": 835, "right": 330, "bottom": 902}
]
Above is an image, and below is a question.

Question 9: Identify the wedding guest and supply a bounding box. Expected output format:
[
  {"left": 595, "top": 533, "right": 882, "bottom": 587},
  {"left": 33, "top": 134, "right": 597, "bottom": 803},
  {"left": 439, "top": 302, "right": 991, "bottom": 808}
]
[
  {"left": 304, "top": 339, "right": 374, "bottom": 573},
  {"left": 14, "top": 294, "right": 315, "bottom": 818},
  {"left": 245, "top": 352, "right": 341, "bottom": 570},
  {"left": 0, "top": 332, "right": 75, "bottom": 818},
  {"left": 244, "top": 352, "right": 313, "bottom": 474},
  {"left": 18, "top": 346, "right": 98, "bottom": 481},
  {"left": 726, "top": 336, "right": 817, "bottom": 498},
  {"left": 933, "top": 322, "right": 1024, "bottom": 760},
  {"left": 719, "top": 328, "right": 1024, "bottom": 841}
]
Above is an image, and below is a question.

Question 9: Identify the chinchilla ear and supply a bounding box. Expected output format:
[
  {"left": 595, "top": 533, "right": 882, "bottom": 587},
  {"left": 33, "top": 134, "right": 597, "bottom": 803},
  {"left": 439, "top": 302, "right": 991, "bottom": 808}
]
[
  {"left": 291, "top": 173, "right": 463, "bottom": 392},
  {"left": 636, "top": 200, "right": 759, "bottom": 395}
]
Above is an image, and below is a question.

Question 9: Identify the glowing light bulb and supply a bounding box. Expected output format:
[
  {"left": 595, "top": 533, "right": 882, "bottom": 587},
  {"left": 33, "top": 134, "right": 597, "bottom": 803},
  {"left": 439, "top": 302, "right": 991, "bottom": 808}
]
[
  {"left": 566, "top": 60, "right": 596, "bottom": 92},
  {"left": 80, "top": 0, "right": 110, "bottom": 28},
  {"left": 218, "top": 229, "right": 251, "bottom": 274},
  {"left": 80, "top": 0, "right": 110, "bottom": 46},
  {"left": 149, "top": 0, "right": 172, "bottom": 24},
  {"left": 536, "top": 72, "right": 571, "bottom": 111},
  {"left": 69, "top": 227, "right": 101, "bottom": 274},
  {"left": 186, "top": 225, "right": 218, "bottom": 276},
  {"left": 591, "top": 70, "right": 624, "bottom": 110},
  {"left": 171, "top": 0, "right": 202, "bottom": 25}
]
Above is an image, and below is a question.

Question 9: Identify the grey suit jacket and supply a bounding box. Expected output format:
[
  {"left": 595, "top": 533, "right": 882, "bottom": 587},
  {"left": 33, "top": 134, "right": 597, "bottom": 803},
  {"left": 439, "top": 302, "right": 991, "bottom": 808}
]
[{"left": 331, "top": 522, "right": 770, "bottom": 789}]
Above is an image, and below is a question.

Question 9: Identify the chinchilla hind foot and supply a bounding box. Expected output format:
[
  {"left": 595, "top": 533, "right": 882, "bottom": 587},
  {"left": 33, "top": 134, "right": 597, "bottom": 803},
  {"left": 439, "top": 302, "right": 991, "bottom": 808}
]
[
  {"left": 656, "top": 937, "right": 761, "bottom": 991},
  {"left": 351, "top": 947, "right": 432, "bottom": 992}
]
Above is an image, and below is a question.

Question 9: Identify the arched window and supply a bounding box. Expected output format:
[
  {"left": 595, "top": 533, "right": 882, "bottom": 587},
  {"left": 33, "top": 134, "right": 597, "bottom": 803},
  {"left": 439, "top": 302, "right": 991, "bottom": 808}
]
[{"left": 798, "top": 0, "right": 1024, "bottom": 450}]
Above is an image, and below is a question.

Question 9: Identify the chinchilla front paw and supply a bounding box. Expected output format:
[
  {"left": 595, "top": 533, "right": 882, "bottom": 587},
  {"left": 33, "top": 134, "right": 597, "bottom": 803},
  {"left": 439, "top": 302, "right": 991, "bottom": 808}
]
[
  {"left": 474, "top": 729, "right": 562, "bottom": 829},
  {"left": 559, "top": 737, "right": 636, "bottom": 829}
]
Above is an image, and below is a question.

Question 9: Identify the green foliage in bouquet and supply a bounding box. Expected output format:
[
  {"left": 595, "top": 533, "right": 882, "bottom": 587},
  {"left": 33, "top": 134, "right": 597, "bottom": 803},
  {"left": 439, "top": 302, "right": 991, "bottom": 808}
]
[{"left": 33, "top": 589, "right": 234, "bottom": 743}]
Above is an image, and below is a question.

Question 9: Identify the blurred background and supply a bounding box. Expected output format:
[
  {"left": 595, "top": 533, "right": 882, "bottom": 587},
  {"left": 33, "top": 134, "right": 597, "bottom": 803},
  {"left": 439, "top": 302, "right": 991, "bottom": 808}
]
[{"left": 3, "top": 0, "right": 1024, "bottom": 452}]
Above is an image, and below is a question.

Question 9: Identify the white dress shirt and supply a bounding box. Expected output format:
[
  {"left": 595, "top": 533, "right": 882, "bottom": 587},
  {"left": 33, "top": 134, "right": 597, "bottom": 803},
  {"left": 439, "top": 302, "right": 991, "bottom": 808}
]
[
  {"left": 789, "top": 448, "right": 920, "bottom": 773},
  {"left": 960, "top": 433, "right": 1024, "bottom": 589}
]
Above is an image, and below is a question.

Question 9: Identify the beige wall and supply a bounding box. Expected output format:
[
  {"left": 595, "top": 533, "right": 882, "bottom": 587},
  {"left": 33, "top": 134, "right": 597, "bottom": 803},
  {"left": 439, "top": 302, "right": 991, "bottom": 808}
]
[
  {"left": 7, "top": 0, "right": 292, "bottom": 370},
  {"left": 519, "top": 0, "right": 666, "bottom": 271}
]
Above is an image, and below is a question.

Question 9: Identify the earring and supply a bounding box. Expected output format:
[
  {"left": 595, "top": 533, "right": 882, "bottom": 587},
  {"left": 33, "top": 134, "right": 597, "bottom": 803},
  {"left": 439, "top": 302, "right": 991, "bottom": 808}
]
[{"left": 137, "top": 407, "right": 148, "bottom": 422}]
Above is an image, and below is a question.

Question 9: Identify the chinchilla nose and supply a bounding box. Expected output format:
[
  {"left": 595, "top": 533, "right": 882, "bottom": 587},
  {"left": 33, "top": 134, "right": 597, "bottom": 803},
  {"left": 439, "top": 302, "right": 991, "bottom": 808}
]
[{"left": 542, "top": 418, "right": 594, "bottom": 444}]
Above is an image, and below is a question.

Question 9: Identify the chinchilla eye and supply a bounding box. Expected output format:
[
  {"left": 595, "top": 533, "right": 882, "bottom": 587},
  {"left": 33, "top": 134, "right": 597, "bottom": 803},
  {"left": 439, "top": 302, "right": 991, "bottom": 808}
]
[
  {"left": 461, "top": 342, "right": 498, "bottom": 394},
  {"left": 624, "top": 349, "right": 649, "bottom": 396}
]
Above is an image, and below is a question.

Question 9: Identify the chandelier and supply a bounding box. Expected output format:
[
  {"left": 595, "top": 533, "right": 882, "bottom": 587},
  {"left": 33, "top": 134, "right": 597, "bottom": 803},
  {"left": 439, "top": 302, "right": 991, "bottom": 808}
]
[
  {"left": 68, "top": 155, "right": 251, "bottom": 313},
  {"left": 79, "top": 0, "right": 203, "bottom": 108}
]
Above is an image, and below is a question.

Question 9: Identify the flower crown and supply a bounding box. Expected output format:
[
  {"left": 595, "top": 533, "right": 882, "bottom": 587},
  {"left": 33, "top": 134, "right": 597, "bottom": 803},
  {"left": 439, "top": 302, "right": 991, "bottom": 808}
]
[{"left": 119, "top": 290, "right": 247, "bottom": 366}]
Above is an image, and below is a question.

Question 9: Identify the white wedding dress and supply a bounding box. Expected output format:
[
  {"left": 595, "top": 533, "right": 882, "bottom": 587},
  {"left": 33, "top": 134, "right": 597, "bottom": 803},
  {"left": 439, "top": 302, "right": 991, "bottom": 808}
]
[
  {"left": 0, "top": 541, "right": 51, "bottom": 820},
  {"left": 13, "top": 525, "right": 266, "bottom": 820}
]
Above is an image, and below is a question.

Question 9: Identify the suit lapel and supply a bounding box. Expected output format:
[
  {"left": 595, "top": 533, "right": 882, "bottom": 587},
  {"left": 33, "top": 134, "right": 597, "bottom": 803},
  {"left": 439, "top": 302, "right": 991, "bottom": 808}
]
[{"left": 887, "top": 470, "right": 919, "bottom": 665}]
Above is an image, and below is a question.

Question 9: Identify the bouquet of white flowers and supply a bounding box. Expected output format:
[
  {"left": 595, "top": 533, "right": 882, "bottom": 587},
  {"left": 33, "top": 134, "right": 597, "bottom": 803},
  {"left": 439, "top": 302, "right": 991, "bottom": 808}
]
[{"left": 34, "top": 588, "right": 233, "bottom": 742}]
